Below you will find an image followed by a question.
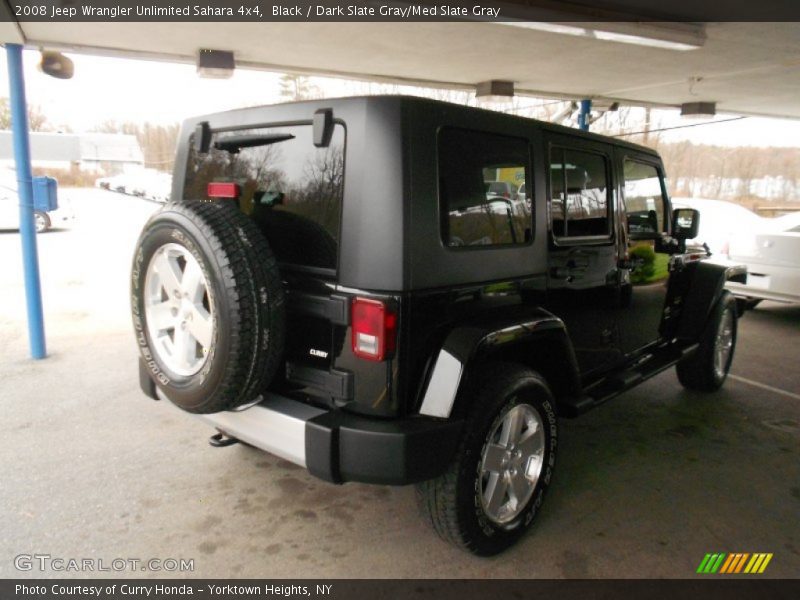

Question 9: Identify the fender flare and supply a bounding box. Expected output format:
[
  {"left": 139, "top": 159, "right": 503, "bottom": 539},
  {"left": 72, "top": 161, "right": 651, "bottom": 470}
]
[
  {"left": 417, "top": 308, "right": 580, "bottom": 418},
  {"left": 676, "top": 260, "right": 747, "bottom": 342}
]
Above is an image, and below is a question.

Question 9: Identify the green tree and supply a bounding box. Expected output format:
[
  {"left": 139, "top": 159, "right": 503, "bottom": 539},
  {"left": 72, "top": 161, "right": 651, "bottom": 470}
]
[{"left": 629, "top": 244, "right": 656, "bottom": 284}]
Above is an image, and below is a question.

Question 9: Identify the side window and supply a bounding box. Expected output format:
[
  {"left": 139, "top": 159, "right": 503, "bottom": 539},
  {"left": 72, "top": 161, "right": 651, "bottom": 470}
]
[
  {"left": 438, "top": 128, "right": 531, "bottom": 248},
  {"left": 623, "top": 159, "right": 667, "bottom": 236},
  {"left": 550, "top": 148, "right": 610, "bottom": 239}
]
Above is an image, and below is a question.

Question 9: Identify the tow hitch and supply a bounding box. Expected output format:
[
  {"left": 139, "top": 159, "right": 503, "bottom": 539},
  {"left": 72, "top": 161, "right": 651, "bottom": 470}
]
[{"left": 208, "top": 431, "right": 240, "bottom": 448}]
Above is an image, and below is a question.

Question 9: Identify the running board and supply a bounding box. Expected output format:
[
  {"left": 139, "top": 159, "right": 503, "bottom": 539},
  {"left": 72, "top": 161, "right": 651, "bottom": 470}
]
[
  {"left": 562, "top": 344, "right": 698, "bottom": 416},
  {"left": 196, "top": 394, "right": 326, "bottom": 468}
]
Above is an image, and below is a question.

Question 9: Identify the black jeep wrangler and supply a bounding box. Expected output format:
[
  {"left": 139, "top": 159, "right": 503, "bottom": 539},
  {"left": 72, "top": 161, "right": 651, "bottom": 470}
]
[{"left": 132, "top": 96, "right": 746, "bottom": 555}]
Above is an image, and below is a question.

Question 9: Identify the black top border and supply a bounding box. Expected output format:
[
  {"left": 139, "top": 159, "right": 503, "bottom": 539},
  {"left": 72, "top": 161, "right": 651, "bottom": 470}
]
[
  {"left": 3, "top": 578, "right": 800, "bottom": 600},
  {"left": 2, "top": 0, "right": 800, "bottom": 22}
]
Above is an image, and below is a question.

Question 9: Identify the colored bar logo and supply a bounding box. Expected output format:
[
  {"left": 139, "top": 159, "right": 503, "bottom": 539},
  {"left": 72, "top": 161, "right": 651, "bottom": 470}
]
[{"left": 697, "top": 553, "right": 773, "bottom": 574}]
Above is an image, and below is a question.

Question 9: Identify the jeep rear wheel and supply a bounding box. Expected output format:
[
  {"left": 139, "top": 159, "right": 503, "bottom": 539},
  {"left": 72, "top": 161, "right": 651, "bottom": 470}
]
[
  {"left": 131, "top": 201, "right": 285, "bottom": 413},
  {"left": 676, "top": 291, "right": 738, "bottom": 392},
  {"left": 416, "top": 363, "right": 558, "bottom": 556}
]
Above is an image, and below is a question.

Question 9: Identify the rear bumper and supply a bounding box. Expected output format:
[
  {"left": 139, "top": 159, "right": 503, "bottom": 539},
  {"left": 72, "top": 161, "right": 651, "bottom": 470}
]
[
  {"left": 203, "top": 396, "right": 462, "bottom": 485},
  {"left": 140, "top": 362, "right": 461, "bottom": 485},
  {"left": 726, "top": 272, "right": 800, "bottom": 304}
]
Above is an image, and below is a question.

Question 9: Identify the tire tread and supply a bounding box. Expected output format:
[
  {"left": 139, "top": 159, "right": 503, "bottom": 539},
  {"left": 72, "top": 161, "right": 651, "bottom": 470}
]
[
  {"left": 134, "top": 200, "right": 284, "bottom": 413},
  {"left": 417, "top": 362, "right": 555, "bottom": 555},
  {"left": 676, "top": 291, "right": 737, "bottom": 393}
]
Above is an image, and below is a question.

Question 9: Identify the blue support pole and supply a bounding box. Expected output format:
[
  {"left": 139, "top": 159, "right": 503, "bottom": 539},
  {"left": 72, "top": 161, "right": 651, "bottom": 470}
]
[
  {"left": 6, "top": 44, "right": 46, "bottom": 359},
  {"left": 578, "top": 99, "right": 592, "bottom": 132}
]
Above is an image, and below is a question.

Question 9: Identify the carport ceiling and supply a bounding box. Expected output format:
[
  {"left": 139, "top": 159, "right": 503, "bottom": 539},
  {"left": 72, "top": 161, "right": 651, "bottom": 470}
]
[{"left": 1, "top": 18, "right": 800, "bottom": 118}]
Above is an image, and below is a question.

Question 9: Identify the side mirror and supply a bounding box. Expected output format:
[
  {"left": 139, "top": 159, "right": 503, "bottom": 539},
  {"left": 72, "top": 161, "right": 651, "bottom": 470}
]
[{"left": 672, "top": 208, "right": 700, "bottom": 240}]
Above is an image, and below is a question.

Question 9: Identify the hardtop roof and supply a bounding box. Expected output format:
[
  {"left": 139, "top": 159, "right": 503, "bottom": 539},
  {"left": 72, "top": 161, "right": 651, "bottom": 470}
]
[{"left": 188, "top": 95, "right": 659, "bottom": 157}]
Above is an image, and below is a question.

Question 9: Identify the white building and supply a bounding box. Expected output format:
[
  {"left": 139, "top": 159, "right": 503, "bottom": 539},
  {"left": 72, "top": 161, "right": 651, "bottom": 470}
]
[{"left": 0, "top": 131, "right": 144, "bottom": 174}]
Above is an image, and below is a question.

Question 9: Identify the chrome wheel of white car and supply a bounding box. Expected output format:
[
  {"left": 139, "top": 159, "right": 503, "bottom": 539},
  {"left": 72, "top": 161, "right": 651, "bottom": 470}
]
[
  {"left": 713, "top": 308, "right": 735, "bottom": 380},
  {"left": 34, "top": 212, "right": 49, "bottom": 233},
  {"left": 480, "top": 402, "right": 545, "bottom": 525},
  {"left": 144, "top": 242, "right": 214, "bottom": 377}
]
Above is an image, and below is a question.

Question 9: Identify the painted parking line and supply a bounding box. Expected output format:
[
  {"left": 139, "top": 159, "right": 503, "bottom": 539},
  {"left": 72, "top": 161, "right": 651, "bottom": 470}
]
[{"left": 729, "top": 374, "right": 800, "bottom": 401}]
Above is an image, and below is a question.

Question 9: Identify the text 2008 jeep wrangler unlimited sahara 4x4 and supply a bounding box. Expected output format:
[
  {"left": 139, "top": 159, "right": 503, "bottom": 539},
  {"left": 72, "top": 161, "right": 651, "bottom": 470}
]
[{"left": 132, "top": 97, "right": 746, "bottom": 555}]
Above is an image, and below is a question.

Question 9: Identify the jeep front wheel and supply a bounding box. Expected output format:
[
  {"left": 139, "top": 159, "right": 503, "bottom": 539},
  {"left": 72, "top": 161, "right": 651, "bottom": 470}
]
[
  {"left": 416, "top": 363, "right": 558, "bottom": 556},
  {"left": 131, "top": 201, "right": 285, "bottom": 413},
  {"left": 676, "top": 291, "right": 738, "bottom": 392}
]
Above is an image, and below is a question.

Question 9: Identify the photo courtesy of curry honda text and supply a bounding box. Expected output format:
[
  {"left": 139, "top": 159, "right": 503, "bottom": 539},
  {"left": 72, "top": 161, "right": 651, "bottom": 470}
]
[{"left": 131, "top": 97, "right": 747, "bottom": 555}]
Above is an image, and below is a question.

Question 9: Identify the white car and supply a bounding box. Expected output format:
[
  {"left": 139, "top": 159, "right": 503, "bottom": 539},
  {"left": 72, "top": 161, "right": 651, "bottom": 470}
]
[
  {"left": 133, "top": 170, "right": 172, "bottom": 203},
  {"left": 0, "top": 173, "right": 75, "bottom": 233},
  {"left": 96, "top": 173, "right": 132, "bottom": 194},
  {"left": 671, "top": 197, "right": 764, "bottom": 256},
  {"left": 97, "top": 170, "right": 171, "bottom": 202},
  {"left": 726, "top": 211, "right": 800, "bottom": 305}
]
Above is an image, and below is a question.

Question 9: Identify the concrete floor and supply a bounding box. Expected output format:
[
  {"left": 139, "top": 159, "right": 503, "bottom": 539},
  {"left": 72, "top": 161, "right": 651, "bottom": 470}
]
[{"left": 1, "top": 189, "right": 798, "bottom": 579}]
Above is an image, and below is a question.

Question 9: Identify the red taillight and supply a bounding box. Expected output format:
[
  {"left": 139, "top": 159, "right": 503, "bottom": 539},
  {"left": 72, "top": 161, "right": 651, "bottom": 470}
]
[
  {"left": 351, "top": 297, "right": 397, "bottom": 362},
  {"left": 207, "top": 182, "right": 240, "bottom": 198}
]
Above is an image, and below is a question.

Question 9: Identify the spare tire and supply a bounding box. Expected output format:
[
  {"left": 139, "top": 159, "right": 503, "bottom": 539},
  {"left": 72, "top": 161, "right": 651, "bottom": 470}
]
[{"left": 131, "top": 200, "right": 285, "bottom": 413}]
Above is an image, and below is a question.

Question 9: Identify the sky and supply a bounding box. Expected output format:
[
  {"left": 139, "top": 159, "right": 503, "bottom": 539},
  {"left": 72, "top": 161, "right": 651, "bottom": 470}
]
[{"left": 1, "top": 49, "right": 800, "bottom": 148}]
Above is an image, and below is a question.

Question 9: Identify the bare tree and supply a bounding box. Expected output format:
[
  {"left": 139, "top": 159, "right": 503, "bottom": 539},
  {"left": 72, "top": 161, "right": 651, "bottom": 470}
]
[
  {"left": 279, "top": 75, "right": 320, "bottom": 101},
  {"left": 0, "top": 97, "right": 51, "bottom": 131},
  {"left": 91, "top": 120, "right": 180, "bottom": 172}
]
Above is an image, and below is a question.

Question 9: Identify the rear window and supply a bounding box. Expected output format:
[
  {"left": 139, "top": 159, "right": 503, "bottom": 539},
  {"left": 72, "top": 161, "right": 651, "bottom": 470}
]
[
  {"left": 183, "top": 123, "right": 345, "bottom": 271},
  {"left": 438, "top": 128, "right": 531, "bottom": 248}
]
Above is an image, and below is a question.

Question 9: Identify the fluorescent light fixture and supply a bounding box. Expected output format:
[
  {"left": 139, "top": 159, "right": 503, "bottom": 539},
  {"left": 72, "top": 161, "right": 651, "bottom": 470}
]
[
  {"left": 497, "top": 21, "right": 705, "bottom": 52},
  {"left": 476, "top": 80, "right": 515, "bottom": 103},
  {"left": 681, "top": 101, "right": 716, "bottom": 118},
  {"left": 510, "top": 22, "right": 587, "bottom": 37},
  {"left": 593, "top": 30, "right": 699, "bottom": 51},
  {"left": 197, "top": 49, "right": 235, "bottom": 78}
]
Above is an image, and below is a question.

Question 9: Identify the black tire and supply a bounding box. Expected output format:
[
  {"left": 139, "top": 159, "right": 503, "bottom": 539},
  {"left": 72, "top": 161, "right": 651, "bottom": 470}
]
[
  {"left": 131, "top": 200, "right": 285, "bottom": 413},
  {"left": 34, "top": 211, "right": 50, "bottom": 233},
  {"left": 206, "top": 200, "right": 286, "bottom": 404},
  {"left": 676, "top": 291, "right": 738, "bottom": 392},
  {"left": 416, "top": 362, "right": 558, "bottom": 556}
]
